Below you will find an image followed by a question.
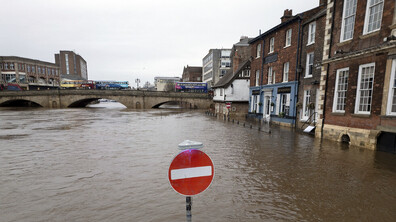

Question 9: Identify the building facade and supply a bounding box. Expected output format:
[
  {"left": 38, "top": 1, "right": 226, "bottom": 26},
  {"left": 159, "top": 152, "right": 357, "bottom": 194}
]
[
  {"left": 0, "top": 56, "right": 60, "bottom": 90},
  {"left": 202, "top": 49, "right": 231, "bottom": 88},
  {"left": 55, "top": 50, "right": 88, "bottom": 80},
  {"left": 316, "top": 0, "right": 396, "bottom": 151},
  {"left": 297, "top": 9, "right": 327, "bottom": 131},
  {"left": 182, "top": 66, "right": 203, "bottom": 82},
  {"left": 212, "top": 60, "right": 251, "bottom": 120},
  {"left": 154, "top": 76, "right": 181, "bottom": 91}
]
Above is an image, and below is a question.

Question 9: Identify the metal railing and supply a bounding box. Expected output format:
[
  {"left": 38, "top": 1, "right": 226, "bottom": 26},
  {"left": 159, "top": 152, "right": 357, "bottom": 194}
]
[{"left": 301, "top": 111, "right": 317, "bottom": 130}]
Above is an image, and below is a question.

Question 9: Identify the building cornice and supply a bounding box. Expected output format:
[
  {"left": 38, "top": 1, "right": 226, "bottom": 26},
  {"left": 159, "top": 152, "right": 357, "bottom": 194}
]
[{"left": 322, "top": 41, "right": 396, "bottom": 64}]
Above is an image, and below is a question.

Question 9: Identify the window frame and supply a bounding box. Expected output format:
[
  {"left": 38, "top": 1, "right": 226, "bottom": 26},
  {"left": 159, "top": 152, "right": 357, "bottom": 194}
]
[
  {"left": 302, "top": 90, "right": 311, "bottom": 120},
  {"left": 268, "top": 67, "right": 273, "bottom": 85},
  {"left": 387, "top": 59, "right": 396, "bottom": 115},
  {"left": 363, "top": 0, "right": 384, "bottom": 35},
  {"left": 283, "top": 62, "right": 289, "bottom": 82},
  {"left": 255, "top": 70, "right": 260, "bottom": 86},
  {"left": 340, "top": 0, "right": 357, "bottom": 42},
  {"left": 285, "top": 29, "right": 292, "bottom": 47},
  {"left": 332, "top": 68, "right": 349, "bottom": 113},
  {"left": 269, "top": 37, "right": 274, "bottom": 53},
  {"left": 355, "top": 63, "right": 375, "bottom": 114},
  {"left": 256, "top": 44, "right": 261, "bottom": 58},
  {"left": 305, "top": 52, "right": 314, "bottom": 78},
  {"left": 308, "top": 22, "right": 316, "bottom": 45}
]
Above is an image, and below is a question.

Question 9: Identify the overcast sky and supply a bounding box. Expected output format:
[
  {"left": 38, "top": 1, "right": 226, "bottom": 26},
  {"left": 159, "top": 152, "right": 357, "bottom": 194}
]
[{"left": 1, "top": 0, "right": 319, "bottom": 86}]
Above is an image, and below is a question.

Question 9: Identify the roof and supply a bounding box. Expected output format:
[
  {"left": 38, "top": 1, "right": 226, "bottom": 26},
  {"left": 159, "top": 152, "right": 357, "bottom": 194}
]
[
  {"left": 212, "top": 60, "right": 250, "bottom": 89},
  {"left": 248, "top": 4, "right": 326, "bottom": 44},
  {"left": 0, "top": 56, "right": 57, "bottom": 66},
  {"left": 184, "top": 66, "right": 202, "bottom": 73},
  {"left": 302, "top": 8, "right": 326, "bottom": 25},
  {"left": 249, "top": 15, "right": 302, "bottom": 44}
]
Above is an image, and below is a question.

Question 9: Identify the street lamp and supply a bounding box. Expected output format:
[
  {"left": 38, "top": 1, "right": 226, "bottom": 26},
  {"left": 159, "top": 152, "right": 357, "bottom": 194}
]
[{"left": 135, "top": 78, "right": 140, "bottom": 89}]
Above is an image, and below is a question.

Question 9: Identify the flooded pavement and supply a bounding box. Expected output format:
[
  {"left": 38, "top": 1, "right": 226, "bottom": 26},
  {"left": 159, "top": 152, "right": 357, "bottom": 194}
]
[{"left": 1, "top": 103, "right": 396, "bottom": 221}]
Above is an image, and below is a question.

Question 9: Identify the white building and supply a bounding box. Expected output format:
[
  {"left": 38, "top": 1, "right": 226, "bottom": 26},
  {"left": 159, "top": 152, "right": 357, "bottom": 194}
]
[{"left": 212, "top": 60, "right": 251, "bottom": 119}]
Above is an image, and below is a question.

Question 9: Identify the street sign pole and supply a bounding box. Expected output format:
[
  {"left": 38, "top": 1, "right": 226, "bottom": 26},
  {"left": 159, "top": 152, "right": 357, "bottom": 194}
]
[
  {"left": 186, "top": 196, "right": 192, "bottom": 222},
  {"left": 169, "top": 140, "right": 214, "bottom": 222}
]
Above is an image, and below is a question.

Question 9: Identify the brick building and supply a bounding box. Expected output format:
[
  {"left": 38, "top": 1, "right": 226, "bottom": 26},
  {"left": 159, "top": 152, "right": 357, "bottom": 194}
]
[
  {"left": 0, "top": 56, "right": 60, "bottom": 90},
  {"left": 248, "top": 3, "right": 326, "bottom": 127},
  {"left": 182, "top": 66, "right": 202, "bottom": 82},
  {"left": 297, "top": 8, "right": 327, "bottom": 130},
  {"left": 230, "top": 36, "right": 252, "bottom": 73},
  {"left": 55, "top": 50, "right": 88, "bottom": 80},
  {"left": 316, "top": 0, "right": 396, "bottom": 151}
]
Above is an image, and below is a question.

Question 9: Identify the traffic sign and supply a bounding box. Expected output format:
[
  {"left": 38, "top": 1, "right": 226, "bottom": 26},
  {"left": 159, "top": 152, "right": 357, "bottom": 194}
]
[
  {"left": 168, "top": 149, "right": 214, "bottom": 196},
  {"left": 226, "top": 103, "right": 231, "bottom": 109}
]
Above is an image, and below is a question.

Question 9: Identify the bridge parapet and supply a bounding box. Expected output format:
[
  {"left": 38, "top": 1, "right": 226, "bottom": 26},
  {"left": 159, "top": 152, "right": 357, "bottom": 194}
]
[{"left": 0, "top": 89, "right": 213, "bottom": 109}]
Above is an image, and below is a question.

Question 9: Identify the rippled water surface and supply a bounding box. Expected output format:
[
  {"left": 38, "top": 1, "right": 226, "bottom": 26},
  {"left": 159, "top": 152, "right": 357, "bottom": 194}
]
[{"left": 1, "top": 103, "right": 396, "bottom": 222}]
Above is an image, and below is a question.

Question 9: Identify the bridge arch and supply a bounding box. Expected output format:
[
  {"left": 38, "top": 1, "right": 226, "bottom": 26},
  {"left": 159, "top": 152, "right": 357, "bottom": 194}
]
[
  {"left": 65, "top": 97, "right": 129, "bottom": 108},
  {"left": 0, "top": 99, "right": 43, "bottom": 107},
  {"left": 151, "top": 100, "right": 196, "bottom": 109}
]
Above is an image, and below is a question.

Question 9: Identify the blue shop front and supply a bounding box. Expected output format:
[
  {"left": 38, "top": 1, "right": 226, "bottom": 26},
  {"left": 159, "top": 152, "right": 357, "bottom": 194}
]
[{"left": 249, "top": 81, "right": 298, "bottom": 127}]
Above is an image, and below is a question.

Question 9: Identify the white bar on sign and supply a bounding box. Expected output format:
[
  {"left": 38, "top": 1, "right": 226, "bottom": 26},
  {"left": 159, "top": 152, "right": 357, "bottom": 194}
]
[{"left": 171, "top": 166, "right": 212, "bottom": 180}]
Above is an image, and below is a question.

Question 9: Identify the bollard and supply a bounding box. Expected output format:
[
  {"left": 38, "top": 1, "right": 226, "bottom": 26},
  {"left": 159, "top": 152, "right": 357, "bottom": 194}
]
[{"left": 250, "top": 124, "right": 252, "bottom": 129}]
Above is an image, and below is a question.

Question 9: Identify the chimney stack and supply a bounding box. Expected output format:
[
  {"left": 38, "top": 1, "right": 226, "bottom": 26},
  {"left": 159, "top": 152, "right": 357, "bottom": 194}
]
[{"left": 281, "top": 9, "right": 293, "bottom": 23}]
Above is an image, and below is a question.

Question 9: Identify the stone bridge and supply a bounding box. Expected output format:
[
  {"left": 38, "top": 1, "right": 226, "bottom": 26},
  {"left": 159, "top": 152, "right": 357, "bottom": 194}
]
[{"left": 0, "top": 90, "right": 214, "bottom": 109}]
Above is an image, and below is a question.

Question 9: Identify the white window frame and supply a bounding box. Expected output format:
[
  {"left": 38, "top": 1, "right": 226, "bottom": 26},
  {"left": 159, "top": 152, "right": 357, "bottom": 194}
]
[
  {"left": 255, "top": 70, "right": 260, "bottom": 86},
  {"left": 387, "top": 59, "right": 396, "bottom": 115},
  {"left": 269, "top": 37, "right": 274, "bottom": 53},
  {"left": 332, "top": 68, "right": 349, "bottom": 113},
  {"left": 280, "top": 93, "right": 290, "bottom": 116},
  {"left": 363, "top": 0, "right": 384, "bottom": 35},
  {"left": 268, "top": 67, "right": 273, "bottom": 85},
  {"left": 283, "top": 62, "right": 289, "bottom": 82},
  {"left": 302, "top": 90, "right": 311, "bottom": 120},
  {"left": 308, "top": 22, "right": 316, "bottom": 45},
  {"left": 305, "top": 52, "right": 314, "bottom": 78},
  {"left": 355, "top": 63, "right": 375, "bottom": 114},
  {"left": 340, "top": 0, "right": 357, "bottom": 42},
  {"left": 256, "top": 44, "right": 261, "bottom": 58},
  {"left": 285, "top": 29, "right": 292, "bottom": 47}
]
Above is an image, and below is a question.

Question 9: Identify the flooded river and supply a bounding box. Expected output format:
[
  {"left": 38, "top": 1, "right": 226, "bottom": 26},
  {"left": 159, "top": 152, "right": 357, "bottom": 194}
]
[{"left": 1, "top": 103, "right": 396, "bottom": 221}]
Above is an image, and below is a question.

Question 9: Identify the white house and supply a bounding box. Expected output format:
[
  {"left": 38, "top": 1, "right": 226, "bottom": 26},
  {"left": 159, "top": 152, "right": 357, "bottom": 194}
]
[{"left": 212, "top": 60, "right": 251, "bottom": 119}]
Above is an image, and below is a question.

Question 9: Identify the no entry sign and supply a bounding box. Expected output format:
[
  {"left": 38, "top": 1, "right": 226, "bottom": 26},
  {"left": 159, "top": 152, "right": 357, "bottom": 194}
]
[{"left": 168, "top": 149, "right": 214, "bottom": 196}]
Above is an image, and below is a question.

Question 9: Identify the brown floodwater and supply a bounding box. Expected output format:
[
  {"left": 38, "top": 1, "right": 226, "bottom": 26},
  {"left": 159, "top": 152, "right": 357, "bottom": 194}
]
[{"left": 1, "top": 102, "right": 396, "bottom": 222}]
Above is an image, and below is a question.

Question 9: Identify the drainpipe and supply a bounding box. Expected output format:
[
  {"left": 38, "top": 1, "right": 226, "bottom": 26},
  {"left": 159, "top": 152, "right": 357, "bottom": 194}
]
[
  {"left": 321, "top": 0, "right": 336, "bottom": 138},
  {"left": 260, "top": 38, "right": 265, "bottom": 117},
  {"left": 294, "top": 16, "right": 302, "bottom": 129}
]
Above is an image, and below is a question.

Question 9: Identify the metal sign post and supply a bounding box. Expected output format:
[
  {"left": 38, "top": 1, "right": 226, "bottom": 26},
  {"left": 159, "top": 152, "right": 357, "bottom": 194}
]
[
  {"left": 186, "top": 196, "right": 192, "bottom": 222},
  {"left": 168, "top": 140, "right": 214, "bottom": 222}
]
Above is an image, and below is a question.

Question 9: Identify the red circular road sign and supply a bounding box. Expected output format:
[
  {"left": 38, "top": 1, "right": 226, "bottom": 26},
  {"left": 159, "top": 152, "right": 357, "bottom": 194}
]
[{"left": 168, "top": 149, "right": 214, "bottom": 196}]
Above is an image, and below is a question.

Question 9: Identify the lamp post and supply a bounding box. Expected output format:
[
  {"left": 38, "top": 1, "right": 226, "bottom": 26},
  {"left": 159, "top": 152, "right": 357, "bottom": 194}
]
[{"left": 135, "top": 78, "right": 140, "bottom": 89}]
